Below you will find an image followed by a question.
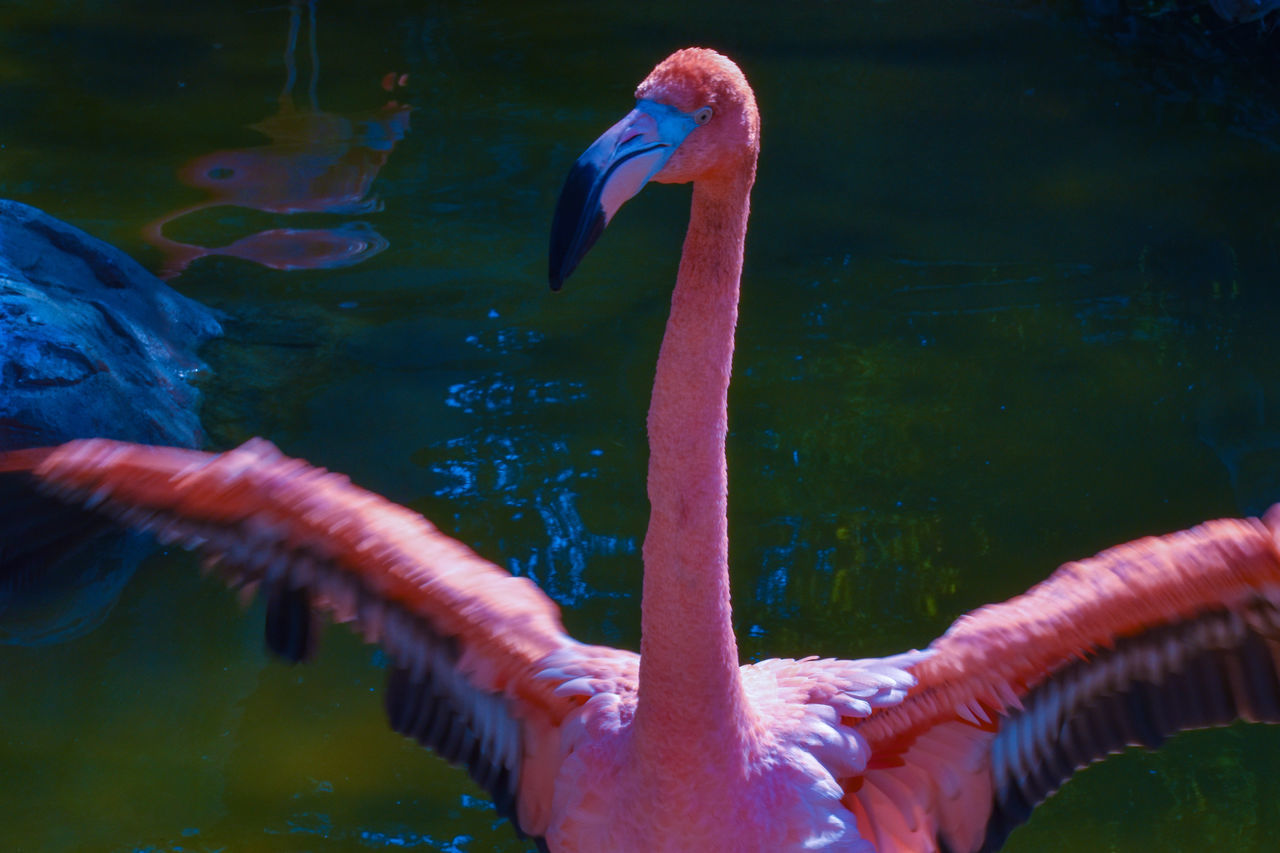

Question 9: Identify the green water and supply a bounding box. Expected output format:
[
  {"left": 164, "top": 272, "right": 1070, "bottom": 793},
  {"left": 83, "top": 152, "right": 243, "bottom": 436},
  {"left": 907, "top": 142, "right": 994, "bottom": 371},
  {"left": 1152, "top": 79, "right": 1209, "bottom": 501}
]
[{"left": 3, "top": 1, "right": 1280, "bottom": 850}]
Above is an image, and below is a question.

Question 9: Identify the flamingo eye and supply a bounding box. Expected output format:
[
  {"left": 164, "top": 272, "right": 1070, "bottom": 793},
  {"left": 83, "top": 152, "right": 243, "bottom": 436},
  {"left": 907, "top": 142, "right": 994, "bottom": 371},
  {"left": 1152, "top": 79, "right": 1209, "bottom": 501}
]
[{"left": 693, "top": 106, "right": 713, "bottom": 125}]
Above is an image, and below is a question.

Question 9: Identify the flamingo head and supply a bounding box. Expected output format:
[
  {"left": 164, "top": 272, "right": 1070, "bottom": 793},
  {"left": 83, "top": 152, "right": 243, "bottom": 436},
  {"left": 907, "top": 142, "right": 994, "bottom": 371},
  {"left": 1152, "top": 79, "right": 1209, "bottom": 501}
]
[{"left": 548, "top": 48, "right": 760, "bottom": 290}]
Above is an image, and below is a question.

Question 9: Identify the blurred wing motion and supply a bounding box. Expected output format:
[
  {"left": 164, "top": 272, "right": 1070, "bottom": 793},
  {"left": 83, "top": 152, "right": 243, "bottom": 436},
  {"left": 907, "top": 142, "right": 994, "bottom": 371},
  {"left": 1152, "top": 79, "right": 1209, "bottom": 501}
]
[
  {"left": 848, "top": 513, "right": 1280, "bottom": 852},
  {"left": 0, "top": 437, "right": 634, "bottom": 842},
  {"left": 6, "top": 438, "right": 1280, "bottom": 851}
]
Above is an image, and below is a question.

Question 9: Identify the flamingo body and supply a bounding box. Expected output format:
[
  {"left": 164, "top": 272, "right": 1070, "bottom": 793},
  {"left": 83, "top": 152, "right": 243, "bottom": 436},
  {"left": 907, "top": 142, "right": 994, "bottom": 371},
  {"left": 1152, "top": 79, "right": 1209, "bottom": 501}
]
[{"left": 5, "top": 48, "right": 1280, "bottom": 852}]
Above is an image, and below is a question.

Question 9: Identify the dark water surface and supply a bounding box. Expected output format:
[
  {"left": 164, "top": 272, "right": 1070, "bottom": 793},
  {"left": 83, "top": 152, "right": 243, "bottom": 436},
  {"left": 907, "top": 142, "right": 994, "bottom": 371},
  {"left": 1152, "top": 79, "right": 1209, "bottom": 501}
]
[{"left": 3, "top": 1, "right": 1280, "bottom": 850}]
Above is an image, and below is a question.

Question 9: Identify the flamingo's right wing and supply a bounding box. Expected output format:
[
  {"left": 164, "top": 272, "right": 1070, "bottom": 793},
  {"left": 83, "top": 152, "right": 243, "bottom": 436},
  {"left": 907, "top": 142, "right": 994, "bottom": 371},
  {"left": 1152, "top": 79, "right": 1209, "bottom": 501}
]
[
  {"left": 1, "top": 437, "right": 637, "bottom": 841},
  {"left": 845, "top": 511, "right": 1280, "bottom": 853}
]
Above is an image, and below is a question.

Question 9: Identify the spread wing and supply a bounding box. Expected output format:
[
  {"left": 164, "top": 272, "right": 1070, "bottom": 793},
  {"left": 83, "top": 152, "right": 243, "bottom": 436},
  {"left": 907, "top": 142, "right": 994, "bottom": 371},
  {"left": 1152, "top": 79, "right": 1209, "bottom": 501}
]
[
  {"left": 844, "top": 511, "right": 1280, "bottom": 852},
  {"left": 1, "top": 437, "right": 639, "bottom": 842}
]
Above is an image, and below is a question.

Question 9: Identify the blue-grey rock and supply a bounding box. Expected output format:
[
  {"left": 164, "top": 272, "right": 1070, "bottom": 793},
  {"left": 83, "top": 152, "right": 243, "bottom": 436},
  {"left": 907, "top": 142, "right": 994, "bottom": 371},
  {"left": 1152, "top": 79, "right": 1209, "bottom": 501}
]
[
  {"left": 0, "top": 200, "right": 222, "bottom": 645},
  {"left": 0, "top": 199, "right": 222, "bottom": 449}
]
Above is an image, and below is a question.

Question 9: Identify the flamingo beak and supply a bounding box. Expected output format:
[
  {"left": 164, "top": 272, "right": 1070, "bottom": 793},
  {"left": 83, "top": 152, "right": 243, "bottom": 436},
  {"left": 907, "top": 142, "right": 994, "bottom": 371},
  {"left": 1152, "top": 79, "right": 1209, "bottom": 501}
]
[{"left": 548, "top": 100, "right": 700, "bottom": 290}]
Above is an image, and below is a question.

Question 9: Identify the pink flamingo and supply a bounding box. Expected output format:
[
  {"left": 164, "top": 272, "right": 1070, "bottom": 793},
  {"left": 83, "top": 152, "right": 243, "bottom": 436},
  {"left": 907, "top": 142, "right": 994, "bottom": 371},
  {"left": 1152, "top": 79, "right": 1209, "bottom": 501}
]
[{"left": 5, "top": 48, "right": 1280, "bottom": 851}]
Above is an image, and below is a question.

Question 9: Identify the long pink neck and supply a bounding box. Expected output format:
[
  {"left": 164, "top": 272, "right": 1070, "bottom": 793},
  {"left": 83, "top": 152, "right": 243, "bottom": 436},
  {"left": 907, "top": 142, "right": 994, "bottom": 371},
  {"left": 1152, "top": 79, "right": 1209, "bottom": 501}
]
[{"left": 634, "top": 168, "right": 755, "bottom": 769}]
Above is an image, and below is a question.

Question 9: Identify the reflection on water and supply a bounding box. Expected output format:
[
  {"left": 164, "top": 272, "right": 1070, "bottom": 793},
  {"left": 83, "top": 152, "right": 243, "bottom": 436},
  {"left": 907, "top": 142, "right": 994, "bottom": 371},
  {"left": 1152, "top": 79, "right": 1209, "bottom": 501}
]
[
  {"left": 0, "top": 514, "right": 147, "bottom": 646},
  {"left": 431, "top": 327, "right": 636, "bottom": 606},
  {"left": 143, "top": 0, "right": 410, "bottom": 278}
]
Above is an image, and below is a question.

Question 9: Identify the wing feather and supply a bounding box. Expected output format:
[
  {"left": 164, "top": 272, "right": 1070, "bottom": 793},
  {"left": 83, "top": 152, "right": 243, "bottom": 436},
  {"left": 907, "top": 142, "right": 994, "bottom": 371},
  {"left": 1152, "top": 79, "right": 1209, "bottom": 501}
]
[
  {"left": 6, "top": 437, "right": 633, "bottom": 840},
  {"left": 848, "top": 510, "right": 1280, "bottom": 852}
]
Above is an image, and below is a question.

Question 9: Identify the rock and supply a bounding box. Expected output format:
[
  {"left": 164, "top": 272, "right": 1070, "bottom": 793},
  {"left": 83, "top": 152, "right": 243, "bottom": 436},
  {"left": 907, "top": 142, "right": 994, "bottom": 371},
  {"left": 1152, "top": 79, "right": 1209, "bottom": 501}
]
[
  {"left": 0, "top": 200, "right": 222, "bottom": 644},
  {"left": 0, "top": 200, "right": 222, "bottom": 449}
]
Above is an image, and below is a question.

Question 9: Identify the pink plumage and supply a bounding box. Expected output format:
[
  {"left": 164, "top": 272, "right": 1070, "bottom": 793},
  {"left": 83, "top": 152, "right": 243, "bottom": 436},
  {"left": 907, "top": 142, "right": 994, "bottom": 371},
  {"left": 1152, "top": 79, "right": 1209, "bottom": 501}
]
[{"left": 5, "top": 48, "right": 1280, "bottom": 851}]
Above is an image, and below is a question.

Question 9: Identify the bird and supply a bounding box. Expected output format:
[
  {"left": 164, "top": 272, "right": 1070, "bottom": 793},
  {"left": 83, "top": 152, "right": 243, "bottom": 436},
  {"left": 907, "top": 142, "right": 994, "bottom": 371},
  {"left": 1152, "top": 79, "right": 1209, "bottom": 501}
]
[{"left": 5, "top": 47, "right": 1280, "bottom": 852}]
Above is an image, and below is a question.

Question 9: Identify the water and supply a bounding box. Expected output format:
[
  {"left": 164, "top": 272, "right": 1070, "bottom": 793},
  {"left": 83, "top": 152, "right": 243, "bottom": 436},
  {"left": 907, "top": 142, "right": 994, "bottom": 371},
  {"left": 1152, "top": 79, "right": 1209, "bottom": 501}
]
[{"left": 3, "top": 1, "right": 1280, "bottom": 850}]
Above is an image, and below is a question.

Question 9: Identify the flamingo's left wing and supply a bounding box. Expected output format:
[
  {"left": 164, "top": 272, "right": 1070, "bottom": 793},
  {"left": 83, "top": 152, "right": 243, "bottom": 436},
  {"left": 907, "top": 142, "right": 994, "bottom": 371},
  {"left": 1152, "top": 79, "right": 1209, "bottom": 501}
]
[
  {"left": 844, "top": 511, "right": 1280, "bottom": 853},
  {"left": 0, "top": 438, "right": 636, "bottom": 840}
]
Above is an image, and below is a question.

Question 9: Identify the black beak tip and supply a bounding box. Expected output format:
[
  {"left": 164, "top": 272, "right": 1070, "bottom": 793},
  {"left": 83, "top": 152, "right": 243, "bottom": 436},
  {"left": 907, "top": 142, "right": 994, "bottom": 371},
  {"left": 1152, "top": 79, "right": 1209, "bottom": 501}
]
[
  {"left": 548, "top": 249, "right": 574, "bottom": 291},
  {"left": 547, "top": 210, "right": 604, "bottom": 293},
  {"left": 548, "top": 155, "right": 610, "bottom": 294}
]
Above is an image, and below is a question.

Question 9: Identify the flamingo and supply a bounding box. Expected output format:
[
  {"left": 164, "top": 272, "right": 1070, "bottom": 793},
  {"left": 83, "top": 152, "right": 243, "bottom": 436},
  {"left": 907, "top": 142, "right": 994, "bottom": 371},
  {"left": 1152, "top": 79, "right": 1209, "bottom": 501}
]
[{"left": 4, "top": 47, "right": 1280, "bottom": 852}]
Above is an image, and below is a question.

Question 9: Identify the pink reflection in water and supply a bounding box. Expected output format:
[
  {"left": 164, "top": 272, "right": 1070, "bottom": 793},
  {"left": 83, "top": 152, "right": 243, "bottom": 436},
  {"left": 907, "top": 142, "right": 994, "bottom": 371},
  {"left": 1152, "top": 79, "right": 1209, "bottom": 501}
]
[{"left": 144, "top": 0, "right": 410, "bottom": 278}]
